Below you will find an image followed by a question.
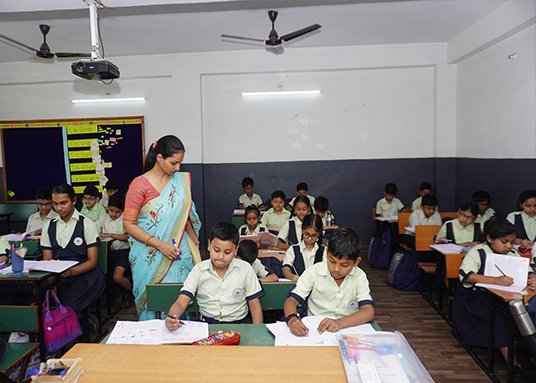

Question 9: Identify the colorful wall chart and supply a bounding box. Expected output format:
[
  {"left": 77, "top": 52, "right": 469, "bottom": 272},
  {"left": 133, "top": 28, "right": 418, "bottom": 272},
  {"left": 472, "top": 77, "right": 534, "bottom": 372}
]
[{"left": 0, "top": 117, "right": 144, "bottom": 202}]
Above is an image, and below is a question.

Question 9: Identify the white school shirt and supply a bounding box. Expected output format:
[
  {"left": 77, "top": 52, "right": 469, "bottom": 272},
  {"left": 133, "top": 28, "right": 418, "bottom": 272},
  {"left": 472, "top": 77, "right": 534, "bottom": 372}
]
[
  {"left": 436, "top": 219, "right": 477, "bottom": 244},
  {"left": 238, "top": 193, "right": 263, "bottom": 207},
  {"left": 507, "top": 211, "right": 536, "bottom": 241},
  {"left": 98, "top": 213, "right": 129, "bottom": 251},
  {"left": 41, "top": 210, "right": 99, "bottom": 248},
  {"left": 289, "top": 195, "right": 315, "bottom": 208},
  {"left": 375, "top": 197, "right": 404, "bottom": 217},
  {"left": 239, "top": 224, "right": 268, "bottom": 236},
  {"left": 278, "top": 217, "right": 303, "bottom": 245},
  {"left": 475, "top": 208, "right": 495, "bottom": 225},
  {"left": 0, "top": 238, "right": 10, "bottom": 255},
  {"left": 411, "top": 196, "right": 422, "bottom": 212},
  {"left": 260, "top": 208, "right": 290, "bottom": 228},
  {"left": 290, "top": 262, "right": 374, "bottom": 318},
  {"left": 179, "top": 258, "right": 263, "bottom": 322},
  {"left": 251, "top": 258, "right": 270, "bottom": 278},
  {"left": 26, "top": 210, "right": 59, "bottom": 233},
  {"left": 283, "top": 241, "right": 326, "bottom": 271},
  {"left": 320, "top": 211, "right": 336, "bottom": 227},
  {"left": 406, "top": 209, "right": 442, "bottom": 236}
]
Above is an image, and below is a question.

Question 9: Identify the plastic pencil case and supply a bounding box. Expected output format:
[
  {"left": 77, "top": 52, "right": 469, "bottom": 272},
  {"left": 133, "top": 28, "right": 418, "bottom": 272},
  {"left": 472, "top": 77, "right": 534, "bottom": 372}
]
[{"left": 192, "top": 330, "right": 241, "bottom": 345}]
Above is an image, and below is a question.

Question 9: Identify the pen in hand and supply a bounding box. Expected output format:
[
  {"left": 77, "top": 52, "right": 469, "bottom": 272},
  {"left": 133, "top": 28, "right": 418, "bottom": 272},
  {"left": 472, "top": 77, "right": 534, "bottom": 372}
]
[
  {"left": 495, "top": 264, "right": 508, "bottom": 277},
  {"left": 164, "top": 312, "right": 185, "bottom": 325},
  {"left": 171, "top": 239, "right": 181, "bottom": 260}
]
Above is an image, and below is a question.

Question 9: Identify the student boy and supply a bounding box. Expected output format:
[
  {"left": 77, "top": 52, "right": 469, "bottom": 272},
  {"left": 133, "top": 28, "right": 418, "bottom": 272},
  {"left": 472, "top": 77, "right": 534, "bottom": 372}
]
[
  {"left": 41, "top": 183, "right": 105, "bottom": 313},
  {"left": 375, "top": 183, "right": 404, "bottom": 218},
  {"left": 100, "top": 180, "right": 119, "bottom": 210},
  {"left": 237, "top": 240, "right": 278, "bottom": 283},
  {"left": 283, "top": 228, "right": 374, "bottom": 336},
  {"left": 261, "top": 190, "right": 291, "bottom": 229},
  {"left": 26, "top": 188, "right": 59, "bottom": 234},
  {"left": 238, "top": 177, "right": 263, "bottom": 208},
  {"left": 80, "top": 185, "right": 107, "bottom": 222},
  {"left": 314, "top": 196, "right": 338, "bottom": 230},
  {"left": 165, "top": 222, "right": 263, "bottom": 327},
  {"left": 401, "top": 194, "right": 441, "bottom": 248},
  {"left": 0, "top": 238, "right": 9, "bottom": 267},
  {"left": 288, "top": 182, "right": 315, "bottom": 209},
  {"left": 472, "top": 190, "right": 495, "bottom": 225},
  {"left": 411, "top": 182, "right": 433, "bottom": 211}
]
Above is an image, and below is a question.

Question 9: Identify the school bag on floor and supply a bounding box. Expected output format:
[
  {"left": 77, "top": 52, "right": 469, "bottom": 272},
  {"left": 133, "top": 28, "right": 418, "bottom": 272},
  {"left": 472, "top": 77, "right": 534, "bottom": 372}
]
[
  {"left": 386, "top": 251, "right": 422, "bottom": 291},
  {"left": 367, "top": 222, "right": 392, "bottom": 269}
]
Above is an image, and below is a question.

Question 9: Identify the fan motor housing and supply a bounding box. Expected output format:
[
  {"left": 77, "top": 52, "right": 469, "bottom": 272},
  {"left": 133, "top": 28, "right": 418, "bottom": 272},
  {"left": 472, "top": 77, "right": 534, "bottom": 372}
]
[{"left": 71, "top": 59, "right": 120, "bottom": 80}]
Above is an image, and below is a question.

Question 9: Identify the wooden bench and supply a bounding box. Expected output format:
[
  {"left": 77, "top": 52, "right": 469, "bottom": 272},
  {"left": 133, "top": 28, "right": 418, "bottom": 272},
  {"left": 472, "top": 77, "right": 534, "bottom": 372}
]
[{"left": 0, "top": 306, "right": 40, "bottom": 383}]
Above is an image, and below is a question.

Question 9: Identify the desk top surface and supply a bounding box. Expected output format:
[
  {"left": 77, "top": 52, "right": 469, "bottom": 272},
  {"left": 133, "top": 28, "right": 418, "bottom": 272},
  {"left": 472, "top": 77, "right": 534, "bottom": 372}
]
[
  {"left": 483, "top": 286, "right": 536, "bottom": 302},
  {"left": 64, "top": 343, "right": 347, "bottom": 383},
  {"left": 0, "top": 271, "right": 52, "bottom": 281}
]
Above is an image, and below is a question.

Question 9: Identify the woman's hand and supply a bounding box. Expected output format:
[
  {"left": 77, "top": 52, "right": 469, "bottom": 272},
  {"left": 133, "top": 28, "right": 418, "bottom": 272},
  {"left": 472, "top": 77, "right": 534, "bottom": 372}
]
[{"left": 157, "top": 241, "right": 181, "bottom": 261}]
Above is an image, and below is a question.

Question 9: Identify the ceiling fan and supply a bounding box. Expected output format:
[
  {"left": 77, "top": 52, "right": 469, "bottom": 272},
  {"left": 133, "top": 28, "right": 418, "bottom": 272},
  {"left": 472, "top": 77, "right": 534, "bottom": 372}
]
[
  {"left": 221, "top": 10, "right": 321, "bottom": 52},
  {"left": 0, "top": 24, "right": 90, "bottom": 59}
]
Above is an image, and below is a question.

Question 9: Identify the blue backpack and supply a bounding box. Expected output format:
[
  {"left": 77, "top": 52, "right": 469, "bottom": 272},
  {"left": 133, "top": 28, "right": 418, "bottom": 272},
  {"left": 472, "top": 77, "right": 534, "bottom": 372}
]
[
  {"left": 386, "top": 251, "right": 422, "bottom": 291},
  {"left": 367, "top": 223, "right": 392, "bottom": 269}
]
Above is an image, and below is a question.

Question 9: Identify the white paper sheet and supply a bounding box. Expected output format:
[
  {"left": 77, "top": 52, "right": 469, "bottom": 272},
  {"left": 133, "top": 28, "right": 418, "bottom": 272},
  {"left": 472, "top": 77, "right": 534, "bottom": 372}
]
[
  {"left": 476, "top": 253, "right": 529, "bottom": 293},
  {"left": 106, "top": 319, "right": 209, "bottom": 345},
  {"left": 266, "top": 316, "right": 376, "bottom": 346},
  {"left": 430, "top": 243, "right": 464, "bottom": 253},
  {"left": 0, "top": 260, "right": 78, "bottom": 274},
  {"left": 375, "top": 216, "right": 398, "bottom": 222}
]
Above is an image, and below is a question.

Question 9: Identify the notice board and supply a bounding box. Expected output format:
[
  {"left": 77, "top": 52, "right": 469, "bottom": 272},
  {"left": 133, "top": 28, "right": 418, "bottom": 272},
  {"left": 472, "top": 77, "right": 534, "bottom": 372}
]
[{"left": 0, "top": 116, "right": 144, "bottom": 202}]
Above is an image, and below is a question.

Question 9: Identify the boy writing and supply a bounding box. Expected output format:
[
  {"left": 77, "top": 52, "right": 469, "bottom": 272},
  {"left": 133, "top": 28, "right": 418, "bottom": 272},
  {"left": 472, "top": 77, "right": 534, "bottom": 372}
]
[
  {"left": 26, "top": 188, "right": 59, "bottom": 234},
  {"left": 261, "top": 190, "right": 291, "bottom": 229},
  {"left": 238, "top": 177, "right": 263, "bottom": 208},
  {"left": 314, "top": 196, "right": 338, "bottom": 230},
  {"left": 237, "top": 239, "right": 278, "bottom": 283},
  {"left": 98, "top": 194, "right": 132, "bottom": 305},
  {"left": 165, "top": 222, "right": 263, "bottom": 328},
  {"left": 283, "top": 227, "right": 374, "bottom": 335},
  {"left": 80, "top": 185, "right": 106, "bottom": 222}
]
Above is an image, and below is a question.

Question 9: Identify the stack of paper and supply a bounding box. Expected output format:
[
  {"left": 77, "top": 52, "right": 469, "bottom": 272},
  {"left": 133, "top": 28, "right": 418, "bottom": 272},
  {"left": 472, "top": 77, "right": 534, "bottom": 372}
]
[
  {"left": 0, "top": 260, "right": 78, "bottom": 274},
  {"left": 106, "top": 319, "right": 209, "bottom": 345},
  {"left": 2, "top": 229, "right": 40, "bottom": 241},
  {"left": 476, "top": 253, "right": 530, "bottom": 293},
  {"left": 430, "top": 243, "right": 464, "bottom": 253},
  {"left": 376, "top": 216, "right": 398, "bottom": 222},
  {"left": 266, "top": 316, "right": 376, "bottom": 346}
]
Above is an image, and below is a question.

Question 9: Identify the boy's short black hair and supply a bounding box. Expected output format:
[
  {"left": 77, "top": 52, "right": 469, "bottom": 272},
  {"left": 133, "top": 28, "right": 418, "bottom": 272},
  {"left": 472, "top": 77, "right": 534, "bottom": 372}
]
[
  {"left": 35, "top": 188, "right": 52, "bottom": 200},
  {"left": 52, "top": 184, "right": 76, "bottom": 201},
  {"left": 108, "top": 194, "right": 125, "bottom": 210},
  {"left": 314, "top": 196, "right": 329, "bottom": 212},
  {"left": 421, "top": 194, "right": 439, "bottom": 207},
  {"left": 271, "top": 190, "right": 286, "bottom": 201},
  {"left": 384, "top": 183, "right": 398, "bottom": 195},
  {"left": 419, "top": 182, "right": 433, "bottom": 191},
  {"left": 459, "top": 202, "right": 478, "bottom": 217},
  {"left": 105, "top": 180, "right": 118, "bottom": 190},
  {"left": 327, "top": 227, "right": 360, "bottom": 261},
  {"left": 209, "top": 222, "right": 239, "bottom": 245},
  {"left": 472, "top": 190, "right": 491, "bottom": 203},
  {"left": 83, "top": 185, "right": 101, "bottom": 198},
  {"left": 237, "top": 240, "right": 258, "bottom": 264},
  {"left": 245, "top": 205, "right": 260, "bottom": 217},
  {"left": 296, "top": 182, "right": 308, "bottom": 192},
  {"left": 242, "top": 177, "right": 254, "bottom": 188}
]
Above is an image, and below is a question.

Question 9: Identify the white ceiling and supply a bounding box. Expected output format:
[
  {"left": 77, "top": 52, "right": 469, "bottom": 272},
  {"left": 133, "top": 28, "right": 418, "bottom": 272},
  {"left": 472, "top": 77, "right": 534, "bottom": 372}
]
[{"left": 0, "top": 0, "right": 507, "bottom": 63}]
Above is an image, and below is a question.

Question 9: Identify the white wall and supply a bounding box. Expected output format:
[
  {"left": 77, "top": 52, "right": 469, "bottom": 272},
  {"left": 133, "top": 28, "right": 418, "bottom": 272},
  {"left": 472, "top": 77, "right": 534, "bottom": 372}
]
[{"left": 0, "top": 42, "right": 456, "bottom": 166}]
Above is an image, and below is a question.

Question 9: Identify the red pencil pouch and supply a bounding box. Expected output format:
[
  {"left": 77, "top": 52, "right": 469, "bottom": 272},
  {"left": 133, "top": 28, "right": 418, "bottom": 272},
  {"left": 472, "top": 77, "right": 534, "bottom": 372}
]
[{"left": 192, "top": 330, "right": 241, "bottom": 345}]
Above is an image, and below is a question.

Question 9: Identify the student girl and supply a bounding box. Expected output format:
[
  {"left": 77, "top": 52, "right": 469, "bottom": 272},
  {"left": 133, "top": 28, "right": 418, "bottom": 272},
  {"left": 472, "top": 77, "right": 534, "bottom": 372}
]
[
  {"left": 452, "top": 218, "right": 536, "bottom": 368},
  {"left": 277, "top": 195, "right": 311, "bottom": 250},
  {"left": 239, "top": 205, "right": 267, "bottom": 236},
  {"left": 282, "top": 214, "right": 326, "bottom": 281},
  {"left": 435, "top": 202, "right": 481, "bottom": 247},
  {"left": 507, "top": 189, "right": 536, "bottom": 248},
  {"left": 40, "top": 183, "right": 105, "bottom": 313}
]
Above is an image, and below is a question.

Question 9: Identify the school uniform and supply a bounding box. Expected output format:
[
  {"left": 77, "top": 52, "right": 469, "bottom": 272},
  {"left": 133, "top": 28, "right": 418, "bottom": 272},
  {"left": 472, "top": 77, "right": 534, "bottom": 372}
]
[
  {"left": 406, "top": 209, "right": 442, "bottom": 236},
  {"left": 26, "top": 210, "right": 59, "bottom": 233},
  {"left": 289, "top": 195, "right": 316, "bottom": 208},
  {"left": 98, "top": 213, "right": 130, "bottom": 272},
  {"left": 80, "top": 203, "right": 107, "bottom": 223},
  {"left": 260, "top": 208, "right": 290, "bottom": 228},
  {"left": 289, "top": 262, "right": 374, "bottom": 318},
  {"left": 452, "top": 243, "right": 521, "bottom": 348},
  {"left": 0, "top": 238, "right": 9, "bottom": 255},
  {"left": 283, "top": 241, "right": 326, "bottom": 276},
  {"left": 278, "top": 217, "right": 303, "bottom": 246},
  {"left": 375, "top": 197, "right": 404, "bottom": 217},
  {"left": 251, "top": 258, "right": 271, "bottom": 278},
  {"left": 507, "top": 211, "right": 536, "bottom": 241},
  {"left": 99, "top": 191, "right": 109, "bottom": 209},
  {"left": 239, "top": 223, "right": 267, "bottom": 236},
  {"left": 411, "top": 196, "right": 422, "bottom": 212},
  {"left": 179, "top": 258, "right": 264, "bottom": 323},
  {"left": 40, "top": 211, "right": 105, "bottom": 313},
  {"left": 320, "top": 211, "right": 336, "bottom": 227},
  {"left": 238, "top": 193, "right": 263, "bottom": 207},
  {"left": 475, "top": 208, "right": 495, "bottom": 225},
  {"left": 436, "top": 219, "right": 481, "bottom": 244}
]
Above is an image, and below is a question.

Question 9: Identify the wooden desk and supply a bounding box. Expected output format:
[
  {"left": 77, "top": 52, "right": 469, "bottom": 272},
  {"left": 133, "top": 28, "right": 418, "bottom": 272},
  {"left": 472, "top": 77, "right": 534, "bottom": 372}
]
[
  {"left": 63, "top": 343, "right": 347, "bottom": 382},
  {"left": 414, "top": 225, "right": 441, "bottom": 252},
  {"left": 397, "top": 212, "right": 410, "bottom": 234}
]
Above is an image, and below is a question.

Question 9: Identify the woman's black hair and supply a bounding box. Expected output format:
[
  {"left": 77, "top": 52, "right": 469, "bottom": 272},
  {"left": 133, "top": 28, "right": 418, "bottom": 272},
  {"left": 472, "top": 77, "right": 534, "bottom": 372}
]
[
  {"left": 483, "top": 218, "right": 517, "bottom": 240},
  {"left": 52, "top": 183, "right": 76, "bottom": 201},
  {"left": 517, "top": 190, "right": 536, "bottom": 209},
  {"left": 301, "top": 213, "right": 324, "bottom": 246},
  {"left": 459, "top": 202, "right": 478, "bottom": 217},
  {"left": 143, "top": 135, "right": 185, "bottom": 173},
  {"left": 291, "top": 195, "right": 311, "bottom": 217}
]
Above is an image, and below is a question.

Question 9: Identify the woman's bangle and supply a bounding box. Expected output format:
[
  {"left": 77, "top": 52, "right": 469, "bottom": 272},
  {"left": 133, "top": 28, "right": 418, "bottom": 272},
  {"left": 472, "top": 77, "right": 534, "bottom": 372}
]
[
  {"left": 145, "top": 235, "right": 155, "bottom": 247},
  {"left": 285, "top": 313, "right": 299, "bottom": 324}
]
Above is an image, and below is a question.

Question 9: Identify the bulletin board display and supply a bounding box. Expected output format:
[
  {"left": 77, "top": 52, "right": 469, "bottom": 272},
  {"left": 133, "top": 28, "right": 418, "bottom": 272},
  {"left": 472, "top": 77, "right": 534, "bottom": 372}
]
[{"left": 0, "top": 116, "right": 145, "bottom": 202}]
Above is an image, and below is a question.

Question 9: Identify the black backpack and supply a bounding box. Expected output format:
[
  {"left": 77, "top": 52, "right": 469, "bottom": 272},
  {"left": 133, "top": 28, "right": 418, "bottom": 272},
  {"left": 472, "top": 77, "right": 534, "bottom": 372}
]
[
  {"left": 386, "top": 251, "right": 422, "bottom": 291},
  {"left": 368, "top": 222, "right": 392, "bottom": 269}
]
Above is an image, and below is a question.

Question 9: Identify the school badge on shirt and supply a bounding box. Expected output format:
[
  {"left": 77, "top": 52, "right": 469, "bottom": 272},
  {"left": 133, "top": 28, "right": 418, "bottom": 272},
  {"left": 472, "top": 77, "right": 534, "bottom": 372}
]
[
  {"left": 74, "top": 237, "right": 84, "bottom": 246},
  {"left": 348, "top": 300, "right": 359, "bottom": 313},
  {"left": 232, "top": 288, "right": 244, "bottom": 300}
]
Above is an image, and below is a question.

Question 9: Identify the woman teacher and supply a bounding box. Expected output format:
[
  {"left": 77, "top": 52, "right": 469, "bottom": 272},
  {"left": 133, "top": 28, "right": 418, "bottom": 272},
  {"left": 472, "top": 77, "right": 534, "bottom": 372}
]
[{"left": 124, "top": 135, "right": 201, "bottom": 320}]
